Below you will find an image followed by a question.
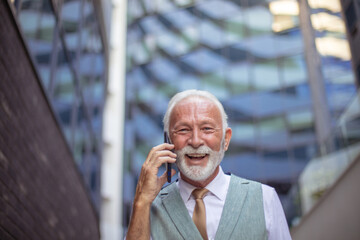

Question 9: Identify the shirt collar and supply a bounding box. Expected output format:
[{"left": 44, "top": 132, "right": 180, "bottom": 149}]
[{"left": 177, "top": 166, "right": 229, "bottom": 202}]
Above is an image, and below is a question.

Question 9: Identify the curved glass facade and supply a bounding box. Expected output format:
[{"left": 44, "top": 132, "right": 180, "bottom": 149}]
[
  {"left": 123, "top": 0, "right": 359, "bottom": 230},
  {"left": 11, "top": 0, "right": 107, "bottom": 209}
]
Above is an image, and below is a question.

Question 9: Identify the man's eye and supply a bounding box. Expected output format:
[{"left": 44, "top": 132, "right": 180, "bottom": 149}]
[
  {"left": 202, "top": 127, "right": 214, "bottom": 132},
  {"left": 178, "top": 129, "right": 190, "bottom": 133}
]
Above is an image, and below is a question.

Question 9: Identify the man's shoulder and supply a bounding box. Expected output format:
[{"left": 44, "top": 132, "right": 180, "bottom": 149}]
[
  {"left": 153, "top": 182, "right": 178, "bottom": 205},
  {"left": 228, "top": 174, "right": 279, "bottom": 202},
  {"left": 229, "top": 173, "right": 262, "bottom": 187}
]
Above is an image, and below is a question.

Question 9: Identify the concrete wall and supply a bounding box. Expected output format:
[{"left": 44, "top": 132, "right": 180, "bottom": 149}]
[
  {"left": 291, "top": 154, "right": 360, "bottom": 240},
  {"left": 0, "top": 1, "right": 100, "bottom": 239}
]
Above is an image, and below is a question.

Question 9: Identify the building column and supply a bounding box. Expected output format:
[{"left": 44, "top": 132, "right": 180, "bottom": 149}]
[
  {"left": 100, "top": 0, "right": 127, "bottom": 239},
  {"left": 298, "top": 0, "right": 333, "bottom": 155}
]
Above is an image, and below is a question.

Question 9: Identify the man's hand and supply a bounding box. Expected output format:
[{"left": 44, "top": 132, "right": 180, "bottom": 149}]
[
  {"left": 127, "top": 143, "right": 177, "bottom": 240},
  {"left": 134, "top": 143, "right": 177, "bottom": 205}
]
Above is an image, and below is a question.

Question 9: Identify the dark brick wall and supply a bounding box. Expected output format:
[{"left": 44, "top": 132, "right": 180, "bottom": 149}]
[{"left": 0, "top": 1, "right": 100, "bottom": 239}]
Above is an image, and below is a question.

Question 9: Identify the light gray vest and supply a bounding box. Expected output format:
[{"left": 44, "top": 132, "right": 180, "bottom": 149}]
[{"left": 150, "top": 174, "right": 267, "bottom": 240}]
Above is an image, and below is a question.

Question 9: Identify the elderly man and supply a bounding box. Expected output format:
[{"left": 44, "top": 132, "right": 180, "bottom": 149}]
[{"left": 126, "top": 90, "right": 291, "bottom": 240}]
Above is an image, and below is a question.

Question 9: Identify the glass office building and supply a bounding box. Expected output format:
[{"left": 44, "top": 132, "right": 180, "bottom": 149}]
[
  {"left": 123, "top": 0, "right": 359, "bottom": 230},
  {"left": 11, "top": 0, "right": 107, "bottom": 210}
]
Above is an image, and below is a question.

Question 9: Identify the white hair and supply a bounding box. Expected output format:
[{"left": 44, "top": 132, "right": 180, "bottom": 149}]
[{"left": 163, "top": 89, "right": 228, "bottom": 135}]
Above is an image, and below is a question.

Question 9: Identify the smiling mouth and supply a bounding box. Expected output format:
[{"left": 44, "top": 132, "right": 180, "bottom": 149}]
[{"left": 186, "top": 154, "right": 208, "bottom": 160}]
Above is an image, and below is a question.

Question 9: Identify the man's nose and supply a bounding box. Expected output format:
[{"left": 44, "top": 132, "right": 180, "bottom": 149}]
[{"left": 188, "top": 129, "right": 204, "bottom": 148}]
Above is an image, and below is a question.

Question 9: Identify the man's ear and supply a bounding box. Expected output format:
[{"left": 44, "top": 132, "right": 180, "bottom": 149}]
[{"left": 224, "top": 127, "right": 232, "bottom": 151}]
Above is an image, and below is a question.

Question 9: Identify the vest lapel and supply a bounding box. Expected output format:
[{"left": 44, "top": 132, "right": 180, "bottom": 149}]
[
  {"left": 160, "top": 183, "right": 203, "bottom": 240},
  {"left": 215, "top": 175, "right": 249, "bottom": 240}
]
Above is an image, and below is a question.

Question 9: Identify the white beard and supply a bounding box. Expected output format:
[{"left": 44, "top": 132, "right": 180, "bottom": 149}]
[{"left": 175, "top": 144, "right": 225, "bottom": 182}]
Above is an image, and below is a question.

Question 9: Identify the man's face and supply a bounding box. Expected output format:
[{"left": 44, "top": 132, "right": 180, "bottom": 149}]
[{"left": 169, "top": 97, "right": 231, "bottom": 181}]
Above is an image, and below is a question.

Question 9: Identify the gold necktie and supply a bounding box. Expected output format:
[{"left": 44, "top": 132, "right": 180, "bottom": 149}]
[{"left": 192, "top": 188, "right": 209, "bottom": 240}]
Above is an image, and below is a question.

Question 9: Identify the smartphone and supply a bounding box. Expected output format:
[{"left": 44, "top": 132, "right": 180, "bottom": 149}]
[{"left": 164, "top": 131, "right": 172, "bottom": 183}]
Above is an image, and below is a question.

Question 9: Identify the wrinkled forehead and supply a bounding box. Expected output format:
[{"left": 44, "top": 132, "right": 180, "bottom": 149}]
[{"left": 169, "top": 96, "right": 222, "bottom": 125}]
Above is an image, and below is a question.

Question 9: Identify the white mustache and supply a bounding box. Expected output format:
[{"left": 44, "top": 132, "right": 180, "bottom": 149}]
[{"left": 177, "top": 145, "right": 212, "bottom": 155}]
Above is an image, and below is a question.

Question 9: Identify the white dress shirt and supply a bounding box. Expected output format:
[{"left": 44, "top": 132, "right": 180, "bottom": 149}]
[{"left": 177, "top": 167, "right": 292, "bottom": 240}]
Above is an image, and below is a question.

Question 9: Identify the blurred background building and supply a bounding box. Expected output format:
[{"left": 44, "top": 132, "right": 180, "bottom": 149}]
[
  {"left": 1, "top": 0, "right": 360, "bottom": 239},
  {"left": 1, "top": 0, "right": 109, "bottom": 238},
  {"left": 9, "top": 0, "right": 109, "bottom": 208},
  {"left": 122, "top": 0, "right": 360, "bottom": 239}
]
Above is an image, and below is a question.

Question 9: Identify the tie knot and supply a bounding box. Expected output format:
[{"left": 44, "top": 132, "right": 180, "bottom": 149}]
[{"left": 192, "top": 188, "right": 209, "bottom": 200}]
